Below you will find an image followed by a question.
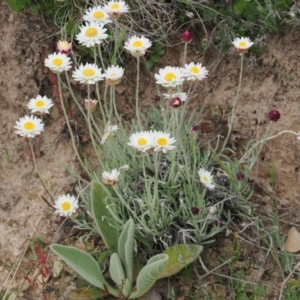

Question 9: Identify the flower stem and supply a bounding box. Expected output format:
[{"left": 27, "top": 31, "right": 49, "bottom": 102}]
[
  {"left": 57, "top": 74, "right": 93, "bottom": 179},
  {"left": 221, "top": 54, "right": 244, "bottom": 153},
  {"left": 136, "top": 56, "right": 142, "bottom": 128}
]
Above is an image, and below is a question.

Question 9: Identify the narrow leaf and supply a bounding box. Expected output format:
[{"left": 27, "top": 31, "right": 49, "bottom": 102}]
[
  {"left": 158, "top": 244, "right": 203, "bottom": 279},
  {"left": 50, "top": 244, "right": 106, "bottom": 289},
  {"left": 129, "top": 254, "right": 169, "bottom": 299},
  {"left": 118, "top": 219, "right": 134, "bottom": 287},
  {"left": 91, "top": 180, "right": 119, "bottom": 250}
]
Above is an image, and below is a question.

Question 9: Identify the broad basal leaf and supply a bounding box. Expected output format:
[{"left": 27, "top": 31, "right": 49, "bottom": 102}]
[
  {"left": 91, "top": 180, "right": 119, "bottom": 250},
  {"left": 129, "top": 254, "right": 169, "bottom": 299},
  {"left": 118, "top": 219, "right": 134, "bottom": 286},
  {"left": 50, "top": 244, "right": 106, "bottom": 289},
  {"left": 158, "top": 244, "right": 203, "bottom": 279}
]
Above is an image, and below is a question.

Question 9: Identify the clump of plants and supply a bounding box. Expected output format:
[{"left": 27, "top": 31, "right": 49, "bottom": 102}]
[{"left": 7, "top": 0, "right": 300, "bottom": 299}]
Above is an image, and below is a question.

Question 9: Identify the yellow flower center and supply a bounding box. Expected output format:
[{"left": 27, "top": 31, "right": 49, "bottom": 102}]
[
  {"left": 164, "top": 72, "right": 176, "bottom": 82},
  {"left": 23, "top": 121, "right": 35, "bottom": 131},
  {"left": 157, "top": 137, "right": 168, "bottom": 146},
  {"left": 35, "top": 100, "right": 45, "bottom": 108},
  {"left": 110, "top": 3, "right": 120, "bottom": 9},
  {"left": 93, "top": 11, "right": 104, "bottom": 19},
  {"left": 83, "top": 68, "right": 95, "bottom": 77},
  {"left": 190, "top": 66, "right": 200, "bottom": 74},
  {"left": 202, "top": 176, "right": 209, "bottom": 182},
  {"left": 137, "top": 137, "right": 147, "bottom": 146},
  {"left": 85, "top": 27, "right": 98, "bottom": 38},
  {"left": 238, "top": 41, "right": 247, "bottom": 48},
  {"left": 52, "top": 58, "right": 63, "bottom": 66},
  {"left": 59, "top": 41, "right": 68, "bottom": 48},
  {"left": 133, "top": 40, "right": 143, "bottom": 48},
  {"left": 61, "top": 201, "right": 71, "bottom": 211}
]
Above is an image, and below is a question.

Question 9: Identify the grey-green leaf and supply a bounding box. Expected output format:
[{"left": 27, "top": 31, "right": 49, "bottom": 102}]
[
  {"left": 91, "top": 180, "right": 119, "bottom": 250},
  {"left": 129, "top": 254, "right": 169, "bottom": 299},
  {"left": 158, "top": 244, "right": 203, "bottom": 279},
  {"left": 109, "top": 253, "right": 126, "bottom": 288},
  {"left": 50, "top": 244, "right": 106, "bottom": 289},
  {"left": 118, "top": 219, "right": 134, "bottom": 287}
]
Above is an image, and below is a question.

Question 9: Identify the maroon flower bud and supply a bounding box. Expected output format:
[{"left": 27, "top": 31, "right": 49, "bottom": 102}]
[
  {"left": 154, "top": 95, "right": 161, "bottom": 103},
  {"left": 170, "top": 97, "right": 182, "bottom": 108},
  {"left": 268, "top": 109, "right": 280, "bottom": 122},
  {"left": 236, "top": 172, "right": 245, "bottom": 181},
  {"left": 181, "top": 31, "right": 192, "bottom": 43},
  {"left": 191, "top": 207, "right": 199, "bottom": 215},
  {"left": 190, "top": 125, "right": 200, "bottom": 134}
]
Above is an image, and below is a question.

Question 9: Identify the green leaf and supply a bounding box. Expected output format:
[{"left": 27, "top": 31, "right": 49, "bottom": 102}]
[
  {"left": 91, "top": 180, "right": 119, "bottom": 250},
  {"left": 109, "top": 253, "right": 126, "bottom": 288},
  {"left": 118, "top": 219, "right": 134, "bottom": 288},
  {"left": 129, "top": 254, "right": 169, "bottom": 299},
  {"left": 50, "top": 244, "right": 107, "bottom": 289},
  {"left": 158, "top": 244, "right": 203, "bottom": 279},
  {"left": 66, "top": 287, "right": 109, "bottom": 299},
  {"left": 233, "top": 0, "right": 245, "bottom": 15},
  {"left": 151, "top": 54, "right": 161, "bottom": 63},
  {"left": 146, "top": 59, "right": 154, "bottom": 69}
]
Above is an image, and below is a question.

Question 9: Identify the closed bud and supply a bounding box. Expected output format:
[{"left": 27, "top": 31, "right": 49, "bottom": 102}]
[
  {"left": 181, "top": 31, "right": 192, "bottom": 43},
  {"left": 170, "top": 97, "right": 182, "bottom": 108},
  {"left": 268, "top": 109, "right": 280, "bottom": 122}
]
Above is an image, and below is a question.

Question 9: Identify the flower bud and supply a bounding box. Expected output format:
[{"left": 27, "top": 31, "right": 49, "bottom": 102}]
[
  {"left": 268, "top": 109, "right": 280, "bottom": 122},
  {"left": 154, "top": 95, "right": 161, "bottom": 103},
  {"left": 209, "top": 206, "right": 217, "bottom": 214},
  {"left": 84, "top": 99, "right": 98, "bottom": 112},
  {"left": 56, "top": 40, "right": 72, "bottom": 55},
  {"left": 190, "top": 125, "right": 200, "bottom": 134},
  {"left": 191, "top": 207, "right": 199, "bottom": 215},
  {"left": 181, "top": 31, "right": 192, "bottom": 43},
  {"left": 170, "top": 97, "right": 182, "bottom": 108},
  {"left": 236, "top": 172, "right": 245, "bottom": 181}
]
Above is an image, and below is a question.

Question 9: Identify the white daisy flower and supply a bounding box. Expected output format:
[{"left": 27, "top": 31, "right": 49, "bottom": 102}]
[
  {"left": 27, "top": 95, "right": 54, "bottom": 115},
  {"left": 232, "top": 37, "right": 254, "bottom": 53},
  {"left": 124, "top": 35, "right": 152, "bottom": 57},
  {"left": 198, "top": 168, "right": 215, "bottom": 190},
  {"left": 44, "top": 52, "right": 72, "bottom": 74},
  {"left": 101, "top": 123, "right": 119, "bottom": 144},
  {"left": 73, "top": 63, "right": 105, "bottom": 84},
  {"left": 76, "top": 22, "right": 108, "bottom": 47},
  {"left": 102, "top": 169, "right": 120, "bottom": 186},
  {"left": 54, "top": 194, "right": 79, "bottom": 217},
  {"left": 183, "top": 62, "right": 209, "bottom": 81},
  {"left": 163, "top": 92, "right": 188, "bottom": 102},
  {"left": 152, "top": 131, "right": 176, "bottom": 153},
  {"left": 83, "top": 6, "right": 112, "bottom": 24},
  {"left": 154, "top": 66, "right": 184, "bottom": 88},
  {"left": 15, "top": 115, "right": 44, "bottom": 138},
  {"left": 105, "top": 65, "right": 124, "bottom": 86},
  {"left": 103, "top": 0, "right": 129, "bottom": 19},
  {"left": 128, "top": 131, "right": 154, "bottom": 153}
]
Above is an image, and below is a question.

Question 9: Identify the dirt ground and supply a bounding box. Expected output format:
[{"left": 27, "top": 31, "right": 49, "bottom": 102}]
[{"left": 1, "top": 0, "right": 300, "bottom": 298}]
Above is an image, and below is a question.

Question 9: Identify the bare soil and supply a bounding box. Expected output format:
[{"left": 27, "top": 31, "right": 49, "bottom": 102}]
[{"left": 1, "top": 1, "right": 300, "bottom": 299}]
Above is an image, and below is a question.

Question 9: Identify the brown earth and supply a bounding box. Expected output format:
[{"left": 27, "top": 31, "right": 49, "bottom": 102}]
[{"left": 1, "top": 0, "right": 300, "bottom": 299}]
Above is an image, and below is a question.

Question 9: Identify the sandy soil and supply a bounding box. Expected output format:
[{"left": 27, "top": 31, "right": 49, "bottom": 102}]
[{"left": 1, "top": 0, "right": 300, "bottom": 298}]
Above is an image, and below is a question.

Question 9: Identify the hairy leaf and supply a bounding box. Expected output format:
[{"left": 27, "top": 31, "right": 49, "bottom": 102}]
[
  {"left": 129, "top": 254, "right": 169, "bottom": 299},
  {"left": 50, "top": 244, "right": 106, "bottom": 289},
  {"left": 91, "top": 180, "right": 119, "bottom": 250},
  {"left": 109, "top": 253, "right": 125, "bottom": 288},
  {"left": 118, "top": 219, "right": 134, "bottom": 287},
  {"left": 158, "top": 244, "right": 203, "bottom": 279}
]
